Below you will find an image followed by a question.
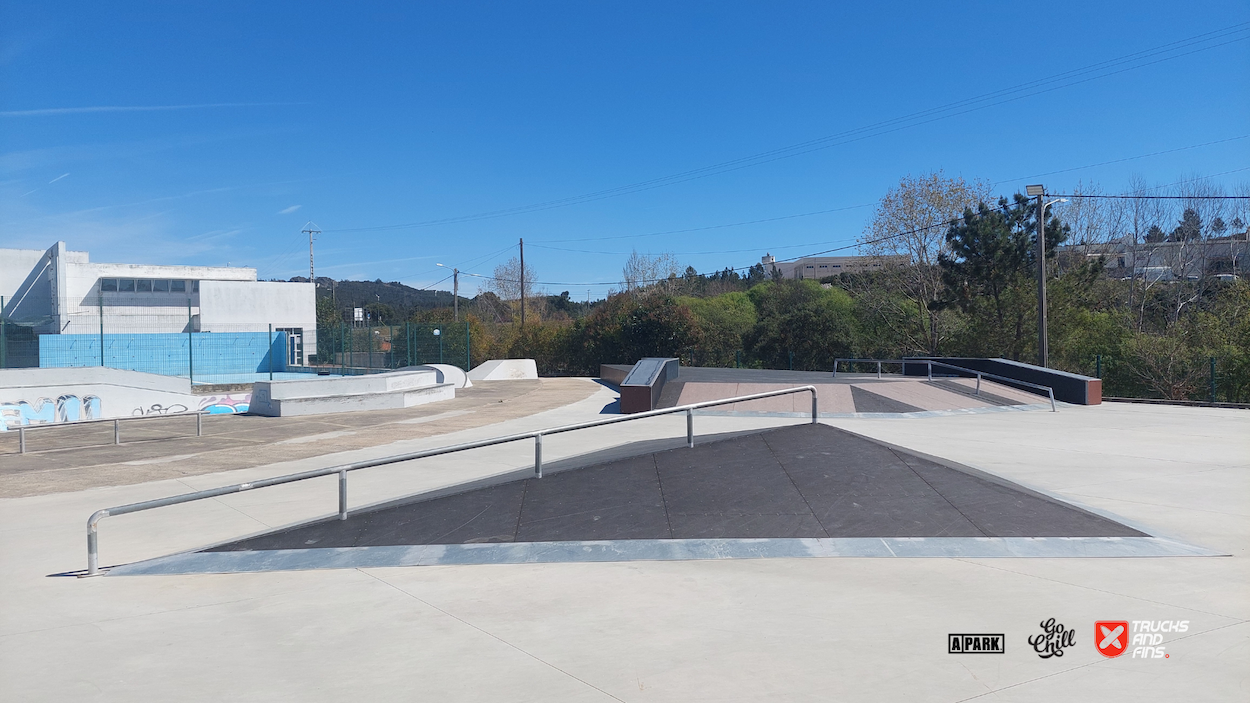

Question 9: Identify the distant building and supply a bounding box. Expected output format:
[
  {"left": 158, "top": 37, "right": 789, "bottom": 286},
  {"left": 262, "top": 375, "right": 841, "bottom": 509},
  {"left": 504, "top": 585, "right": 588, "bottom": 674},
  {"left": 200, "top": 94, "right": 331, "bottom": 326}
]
[
  {"left": 1059, "top": 231, "right": 1248, "bottom": 280},
  {"left": 761, "top": 252, "right": 909, "bottom": 280},
  {"left": 0, "top": 242, "right": 316, "bottom": 367}
]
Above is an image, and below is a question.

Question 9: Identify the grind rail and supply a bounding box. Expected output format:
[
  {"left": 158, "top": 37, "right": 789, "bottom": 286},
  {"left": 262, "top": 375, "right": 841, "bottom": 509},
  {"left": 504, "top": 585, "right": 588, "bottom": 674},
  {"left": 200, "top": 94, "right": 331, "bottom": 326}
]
[
  {"left": 833, "top": 359, "right": 1056, "bottom": 412},
  {"left": 11, "top": 411, "right": 206, "bottom": 455},
  {"left": 83, "top": 385, "right": 818, "bottom": 576}
]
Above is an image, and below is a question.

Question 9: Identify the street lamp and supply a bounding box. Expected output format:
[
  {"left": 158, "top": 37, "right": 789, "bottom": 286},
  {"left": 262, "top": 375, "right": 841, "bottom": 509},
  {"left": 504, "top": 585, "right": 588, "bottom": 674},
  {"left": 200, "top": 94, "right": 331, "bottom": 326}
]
[
  {"left": 433, "top": 328, "right": 442, "bottom": 364},
  {"left": 436, "top": 263, "right": 459, "bottom": 322},
  {"left": 1025, "top": 185, "right": 1068, "bottom": 368}
]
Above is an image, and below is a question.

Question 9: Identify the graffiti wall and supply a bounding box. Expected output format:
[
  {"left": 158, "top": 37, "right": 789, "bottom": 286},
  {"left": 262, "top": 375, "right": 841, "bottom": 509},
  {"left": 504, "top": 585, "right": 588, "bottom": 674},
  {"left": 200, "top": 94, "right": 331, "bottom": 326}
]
[
  {"left": 0, "top": 394, "right": 103, "bottom": 431},
  {"left": 196, "top": 394, "right": 251, "bottom": 414}
]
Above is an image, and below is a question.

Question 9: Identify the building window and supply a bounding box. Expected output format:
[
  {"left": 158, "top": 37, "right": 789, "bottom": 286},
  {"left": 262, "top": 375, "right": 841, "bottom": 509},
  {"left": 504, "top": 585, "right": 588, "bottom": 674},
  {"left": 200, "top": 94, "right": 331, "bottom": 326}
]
[
  {"left": 119, "top": 279, "right": 136, "bottom": 292},
  {"left": 100, "top": 279, "right": 118, "bottom": 292},
  {"left": 192, "top": 280, "right": 200, "bottom": 293},
  {"left": 171, "top": 280, "right": 186, "bottom": 292},
  {"left": 153, "top": 280, "right": 170, "bottom": 292},
  {"left": 819, "top": 265, "right": 828, "bottom": 268},
  {"left": 806, "top": 265, "right": 815, "bottom": 269}
]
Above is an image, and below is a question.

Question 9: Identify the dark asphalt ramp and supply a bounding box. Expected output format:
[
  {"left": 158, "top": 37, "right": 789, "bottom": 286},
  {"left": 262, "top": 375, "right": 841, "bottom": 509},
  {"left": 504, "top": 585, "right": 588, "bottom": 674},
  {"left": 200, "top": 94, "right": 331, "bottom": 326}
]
[{"left": 209, "top": 424, "right": 1144, "bottom": 552}]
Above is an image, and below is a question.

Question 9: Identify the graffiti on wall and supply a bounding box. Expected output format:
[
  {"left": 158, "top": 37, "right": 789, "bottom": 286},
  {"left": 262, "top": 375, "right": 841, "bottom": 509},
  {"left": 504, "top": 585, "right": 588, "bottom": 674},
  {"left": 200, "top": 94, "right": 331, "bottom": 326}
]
[
  {"left": 197, "top": 394, "right": 251, "bottom": 414},
  {"left": 0, "top": 394, "right": 102, "bottom": 431},
  {"left": 132, "top": 404, "right": 189, "bottom": 416}
]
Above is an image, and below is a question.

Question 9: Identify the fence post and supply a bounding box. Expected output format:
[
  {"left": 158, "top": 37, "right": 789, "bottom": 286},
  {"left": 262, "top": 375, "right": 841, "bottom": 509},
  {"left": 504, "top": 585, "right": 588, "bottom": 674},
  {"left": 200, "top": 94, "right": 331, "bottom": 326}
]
[
  {"left": 98, "top": 290, "right": 105, "bottom": 367},
  {"left": 1210, "top": 357, "right": 1216, "bottom": 404},
  {"left": 1095, "top": 354, "right": 1101, "bottom": 378},
  {"left": 0, "top": 295, "right": 6, "bottom": 369},
  {"left": 186, "top": 299, "right": 194, "bottom": 384},
  {"left": 406, "top": 322, "right": 412, "bottom": 367},
  {"left": 788, "top": 350, "right": 794, "bottom": 370},
  {"left": 465, "top": 321, "right": 471, "bottom": 371},
  {"left": 348, "top": 324, "right": 353, "bottom": 374},
  {"left": 268, "top": 324, "right": 274, "bottom": 381},
  {"left": 735, "top": 350, "right": 741, "bottom": 368}
]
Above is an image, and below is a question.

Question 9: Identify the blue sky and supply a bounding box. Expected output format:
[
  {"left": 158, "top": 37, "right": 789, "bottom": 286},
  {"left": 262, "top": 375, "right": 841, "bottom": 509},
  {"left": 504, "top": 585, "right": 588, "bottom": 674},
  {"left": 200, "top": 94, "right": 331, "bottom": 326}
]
[{"left": 2, "top": 2, "right": 1248, "bottom": 298}]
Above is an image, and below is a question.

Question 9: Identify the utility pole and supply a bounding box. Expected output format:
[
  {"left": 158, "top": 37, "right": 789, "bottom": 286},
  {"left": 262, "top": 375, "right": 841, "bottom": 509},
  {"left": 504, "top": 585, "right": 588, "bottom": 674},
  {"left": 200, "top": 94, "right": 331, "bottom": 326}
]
[
  {"left": 1026, "top": 185, "right": 1049, "bottom": 367},
  {"left": 452, "top": 268, "right": 459, "bottom": 322},
  {"left": 303, "top": 222, "right": 321, "bottom": 283},
  {"left": 519, "top": 237, "right": 525, "bottom": 328}
]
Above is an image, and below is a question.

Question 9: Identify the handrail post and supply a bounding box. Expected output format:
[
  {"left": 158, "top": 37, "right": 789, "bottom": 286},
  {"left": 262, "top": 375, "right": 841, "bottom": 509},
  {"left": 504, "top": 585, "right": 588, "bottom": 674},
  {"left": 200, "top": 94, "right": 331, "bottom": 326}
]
[
  {"left": 876, "top": 361, "right": 881, "bottom": 379},
  {"left": 927, "top": 362, "right": 932, "bottom": 381},
  {"left": 832, "top": 360, "right": 838, "bottom": 378},
  {"left": 975, "top": 373, "right": 981, "bottom": 395},
  {"left": 18, "top": 427, "right": 25, "bottom": 454},
  {"left": 686, "top": 408, "right": 694, "bottom": 448},
  {"left": 86, "top": 509, "right": 108, "bottom": 577},
  {"left": 338, "top": 470, "right": 348, "bottom": 520},
  {"left": 534, "top": 434, "right": 543, "bottom": 478},
  {"left": 196, "top": 412, "right": 202, "bottom": 437},
  {"left": 114, "top": 419, "right": 120, "bottom": 445},
  {"left": 1049, "top": 389, "right": 1056, "bottom": 412},
  {"left": 811, "top": 388, "right": 818, "bottom": 423}
]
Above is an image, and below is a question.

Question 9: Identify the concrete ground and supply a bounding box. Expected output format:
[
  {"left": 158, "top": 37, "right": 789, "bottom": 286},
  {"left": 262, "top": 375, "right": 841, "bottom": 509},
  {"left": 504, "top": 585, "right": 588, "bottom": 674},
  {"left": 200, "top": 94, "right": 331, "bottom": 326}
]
[
  {"left": 0, "top": 379, "right": 1246, "bottom": 701},
  {"left": 0, "top": 377, "right": 601, "bottom": 498}
]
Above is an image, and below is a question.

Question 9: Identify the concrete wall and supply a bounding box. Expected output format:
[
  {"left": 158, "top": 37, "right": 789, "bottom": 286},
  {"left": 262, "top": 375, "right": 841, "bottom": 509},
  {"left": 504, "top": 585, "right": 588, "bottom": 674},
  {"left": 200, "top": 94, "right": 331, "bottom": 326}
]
[
  {"left": 0, "top": 367, "right": 250, "bottom": 430},
  {"left": 199, "top": 280, "right": 317, "bottom": 357}
]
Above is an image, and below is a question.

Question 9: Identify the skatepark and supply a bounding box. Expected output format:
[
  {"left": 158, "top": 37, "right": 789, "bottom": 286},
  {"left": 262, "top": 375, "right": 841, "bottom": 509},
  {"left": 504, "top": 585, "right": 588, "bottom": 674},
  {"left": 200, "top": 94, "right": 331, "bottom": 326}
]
[{"left": 0, "top": 358, "right": 1246, "bottom": 701}]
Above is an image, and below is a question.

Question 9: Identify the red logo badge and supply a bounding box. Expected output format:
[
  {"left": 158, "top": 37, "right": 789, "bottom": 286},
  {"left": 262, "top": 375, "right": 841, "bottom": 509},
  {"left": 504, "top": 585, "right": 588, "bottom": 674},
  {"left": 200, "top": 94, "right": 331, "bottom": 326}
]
[{"left": 1096, "top": 621, "right": 1129, "bottom": 658}]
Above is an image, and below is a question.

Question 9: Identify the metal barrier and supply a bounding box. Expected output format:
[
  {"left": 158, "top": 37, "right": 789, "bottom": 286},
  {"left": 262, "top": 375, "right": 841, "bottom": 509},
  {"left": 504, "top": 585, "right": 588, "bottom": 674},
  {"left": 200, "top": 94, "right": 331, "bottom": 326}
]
[
  {"left": 83, "top": 385, "right": 819, "bottom": 576},
  {"left": 833, "top": 358, "right": 1057, "bottom": 412},
  {"left": 13, "top": 412, "right": 205, "bottom": 455}
]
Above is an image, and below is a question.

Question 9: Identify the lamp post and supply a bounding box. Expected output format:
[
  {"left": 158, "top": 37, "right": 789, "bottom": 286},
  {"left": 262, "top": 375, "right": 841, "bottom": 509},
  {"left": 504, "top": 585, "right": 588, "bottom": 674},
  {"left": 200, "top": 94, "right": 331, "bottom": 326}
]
[{"left": 1024, "top": 185, "right": 1067, "bottom": 368}]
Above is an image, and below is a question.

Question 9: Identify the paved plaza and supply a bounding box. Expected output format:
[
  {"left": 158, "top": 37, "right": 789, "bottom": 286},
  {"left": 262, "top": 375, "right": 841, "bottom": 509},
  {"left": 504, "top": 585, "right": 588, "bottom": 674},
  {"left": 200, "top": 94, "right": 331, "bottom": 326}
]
[{"left": 0, "top": 377, "right": 1246, "bottom": 701}]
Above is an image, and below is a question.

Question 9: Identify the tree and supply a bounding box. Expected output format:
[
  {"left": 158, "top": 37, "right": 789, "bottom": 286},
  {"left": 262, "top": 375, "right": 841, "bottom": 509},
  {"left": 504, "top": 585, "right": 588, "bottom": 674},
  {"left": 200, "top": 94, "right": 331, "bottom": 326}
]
[
  {"left": 855, "top": 171, "right": 991, "bottom": 355},
  {"left": 937, "top": 194, "right": 1069, "bottom": 360},
  {"left": 746, "top": 280, "right": 858, "bottom": 371},
  {"left": 622, "top": 250, "right": 682, "bottom": 295},
  {"left": 489, "top": 256, "right": 538, "bottom": 323}
]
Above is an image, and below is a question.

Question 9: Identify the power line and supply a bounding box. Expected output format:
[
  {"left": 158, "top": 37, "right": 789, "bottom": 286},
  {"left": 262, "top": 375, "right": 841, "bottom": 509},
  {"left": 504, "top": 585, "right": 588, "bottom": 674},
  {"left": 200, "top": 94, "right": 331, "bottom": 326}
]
[{"left": 323, "top": 23, "right": 1250, "bottom": 234}]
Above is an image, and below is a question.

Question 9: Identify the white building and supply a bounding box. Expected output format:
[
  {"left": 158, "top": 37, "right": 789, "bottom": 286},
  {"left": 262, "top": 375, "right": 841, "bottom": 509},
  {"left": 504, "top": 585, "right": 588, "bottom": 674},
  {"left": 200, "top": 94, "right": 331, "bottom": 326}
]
[
  {"left": 0, "top": 242, "right": 316, "bottom": 364},
  {"left": 761, "top": 253, "right": 909, "bottom": 279}
]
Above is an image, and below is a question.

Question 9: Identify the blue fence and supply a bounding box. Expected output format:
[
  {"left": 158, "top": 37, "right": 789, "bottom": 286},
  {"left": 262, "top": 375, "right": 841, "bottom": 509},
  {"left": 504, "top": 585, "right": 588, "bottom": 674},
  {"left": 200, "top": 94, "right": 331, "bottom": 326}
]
[{"left": 39, "top": 332, "right": 287, "bottom": 378}]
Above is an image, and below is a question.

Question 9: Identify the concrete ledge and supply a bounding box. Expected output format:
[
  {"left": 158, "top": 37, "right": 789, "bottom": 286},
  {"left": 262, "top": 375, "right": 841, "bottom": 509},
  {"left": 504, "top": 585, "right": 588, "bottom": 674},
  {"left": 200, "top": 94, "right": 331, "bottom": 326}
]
[
  {"left": 108, "top": 536, "right": 1224, "bottom": 575},
  {"left": 250, "top": 368, "right": 452, "bottom": 417},
  {"left": 256, "top": 382, "right": 455, "bottom": 417}
]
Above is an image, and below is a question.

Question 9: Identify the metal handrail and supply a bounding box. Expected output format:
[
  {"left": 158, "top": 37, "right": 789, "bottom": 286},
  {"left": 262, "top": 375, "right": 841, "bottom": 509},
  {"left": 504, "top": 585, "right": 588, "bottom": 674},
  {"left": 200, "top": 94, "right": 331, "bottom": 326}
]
[
  {"left": 83, "top": 385, "right": 819, "bottom": 576},
  {"left": 832, "top": 358, "right": 1057, "bottom": 412},
  {"left": 10, "top": 411, "right": 206, "bottom": 455}
]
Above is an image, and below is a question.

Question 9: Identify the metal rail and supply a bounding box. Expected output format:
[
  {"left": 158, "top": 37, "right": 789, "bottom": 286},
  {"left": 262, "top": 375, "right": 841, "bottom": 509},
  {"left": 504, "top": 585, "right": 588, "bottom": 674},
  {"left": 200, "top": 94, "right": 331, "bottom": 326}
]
[
  {"left": 12, "top": 411, "right": 205, "bottom": 455},
  {"left": 83, "top": 385, "right": 818, "bottom": 576},
  {"left": 832, "top": 358, "right": 1057, "bottom": 412}
]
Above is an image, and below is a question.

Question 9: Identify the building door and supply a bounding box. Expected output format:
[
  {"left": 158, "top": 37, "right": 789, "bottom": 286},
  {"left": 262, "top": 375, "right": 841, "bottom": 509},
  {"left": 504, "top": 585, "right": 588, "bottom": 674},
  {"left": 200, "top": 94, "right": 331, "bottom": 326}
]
[{"left": 277, "top": 327, "right": 303, "bottom": 366}]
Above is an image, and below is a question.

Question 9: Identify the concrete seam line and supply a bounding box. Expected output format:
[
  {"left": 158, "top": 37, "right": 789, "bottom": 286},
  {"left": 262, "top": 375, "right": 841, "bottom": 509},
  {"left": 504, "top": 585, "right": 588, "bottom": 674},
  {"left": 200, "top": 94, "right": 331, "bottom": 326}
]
[
  {"left": 356, "top": 569, "right": 627, "bottom": 702},
  {"left": 952, "top": 661, "right": 1100, "bottom": 702},
  {"left": 951, "top": 558, "right": 1242, "bottom": 620}
]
